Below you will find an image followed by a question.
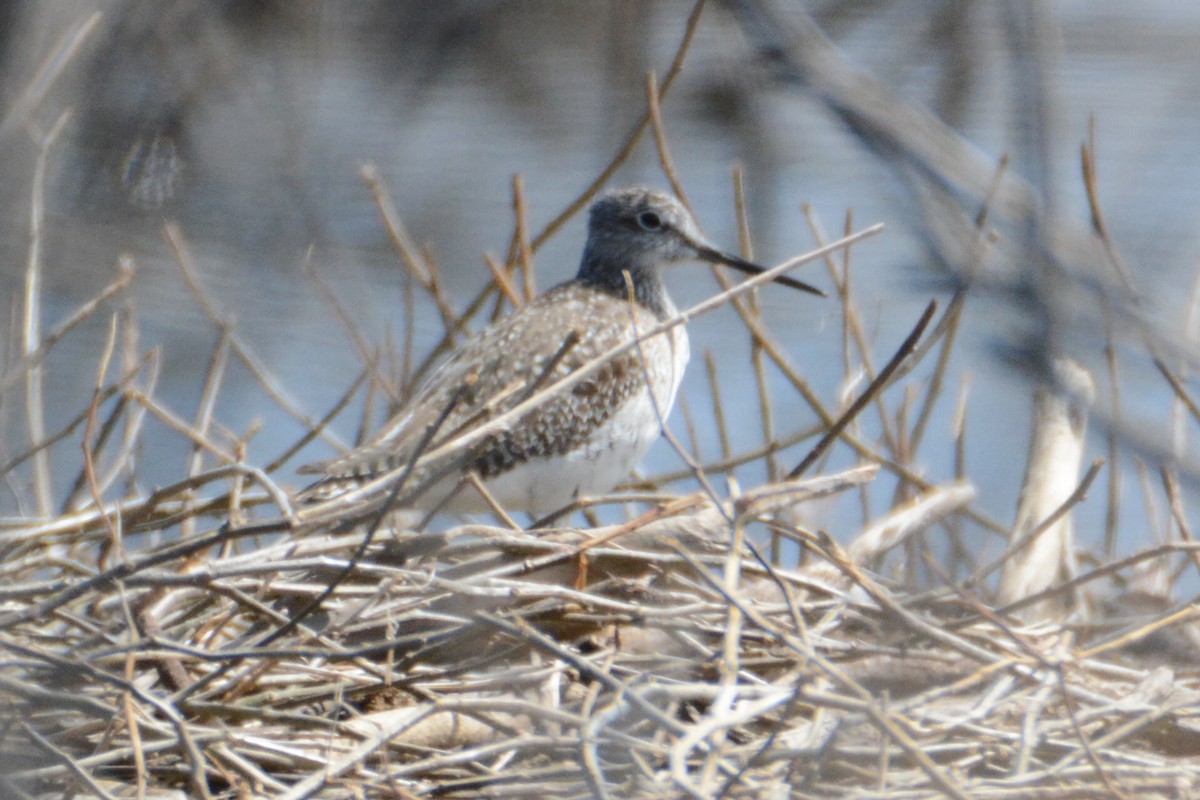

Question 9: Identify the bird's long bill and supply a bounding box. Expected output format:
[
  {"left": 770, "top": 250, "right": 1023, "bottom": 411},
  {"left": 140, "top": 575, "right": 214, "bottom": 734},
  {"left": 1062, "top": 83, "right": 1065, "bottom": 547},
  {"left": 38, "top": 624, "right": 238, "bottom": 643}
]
[{"left": 694, "top": 243, "right": 825, "bottom": 297}]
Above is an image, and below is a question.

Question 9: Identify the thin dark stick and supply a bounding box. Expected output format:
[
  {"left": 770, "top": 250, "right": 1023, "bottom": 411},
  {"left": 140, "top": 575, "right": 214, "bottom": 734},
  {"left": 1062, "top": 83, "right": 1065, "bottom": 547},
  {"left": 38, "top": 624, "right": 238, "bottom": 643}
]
[{"left": 788, "top": 300, "right": 938, "bottom": 479}]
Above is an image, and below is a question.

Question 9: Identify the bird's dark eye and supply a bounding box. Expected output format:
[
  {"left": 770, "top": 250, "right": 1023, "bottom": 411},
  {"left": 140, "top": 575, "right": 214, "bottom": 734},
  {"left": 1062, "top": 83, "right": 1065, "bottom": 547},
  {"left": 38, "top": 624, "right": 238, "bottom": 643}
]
[{"left": 636, "top": 210, "right": 664, "bottom": 231}]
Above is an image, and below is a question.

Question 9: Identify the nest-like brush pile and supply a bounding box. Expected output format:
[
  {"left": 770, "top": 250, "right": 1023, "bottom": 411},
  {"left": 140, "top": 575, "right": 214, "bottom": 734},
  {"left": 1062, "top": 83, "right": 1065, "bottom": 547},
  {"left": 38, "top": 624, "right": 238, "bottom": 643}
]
[{"left": 3, "top": 457, "right": 1200, "bottom": 799}]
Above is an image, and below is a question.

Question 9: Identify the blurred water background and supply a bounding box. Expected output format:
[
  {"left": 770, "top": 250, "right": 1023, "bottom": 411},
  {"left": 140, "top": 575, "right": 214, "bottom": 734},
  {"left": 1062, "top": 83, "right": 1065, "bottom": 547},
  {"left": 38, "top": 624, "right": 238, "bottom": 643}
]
[{"left": 1, "top": 1, "right": 1197, "bottom": 565}]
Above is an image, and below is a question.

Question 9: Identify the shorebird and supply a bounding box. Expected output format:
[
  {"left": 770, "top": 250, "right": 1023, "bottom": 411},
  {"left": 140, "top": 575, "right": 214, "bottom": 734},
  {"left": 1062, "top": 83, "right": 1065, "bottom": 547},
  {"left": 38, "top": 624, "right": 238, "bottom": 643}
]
[{"left": 299, "top": 186, "right": 823, "bottom": 516}]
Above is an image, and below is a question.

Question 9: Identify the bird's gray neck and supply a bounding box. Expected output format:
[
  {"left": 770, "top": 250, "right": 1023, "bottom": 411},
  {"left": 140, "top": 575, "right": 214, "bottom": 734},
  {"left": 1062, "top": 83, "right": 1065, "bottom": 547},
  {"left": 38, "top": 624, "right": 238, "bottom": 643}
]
[{"left": 576, "top": 255, "right": 672, "bottom": 319}]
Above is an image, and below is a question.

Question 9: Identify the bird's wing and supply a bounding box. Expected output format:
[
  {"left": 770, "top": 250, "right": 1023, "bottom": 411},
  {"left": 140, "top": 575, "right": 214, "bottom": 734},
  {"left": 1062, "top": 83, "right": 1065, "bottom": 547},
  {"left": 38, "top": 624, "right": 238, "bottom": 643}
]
[
  {"left": 299, "top": 284, "right": 611, "bottom": 477},
  {"left": 297, "top": 322, "right": 512, "bottom": 479}
]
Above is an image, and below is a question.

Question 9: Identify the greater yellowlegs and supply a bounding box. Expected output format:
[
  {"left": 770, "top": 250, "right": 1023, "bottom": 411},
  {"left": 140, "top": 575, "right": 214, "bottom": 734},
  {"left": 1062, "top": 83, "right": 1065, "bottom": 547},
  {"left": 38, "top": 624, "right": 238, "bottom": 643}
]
[{"left": 299, "top": 186, "right": 823, "bottom": 515}]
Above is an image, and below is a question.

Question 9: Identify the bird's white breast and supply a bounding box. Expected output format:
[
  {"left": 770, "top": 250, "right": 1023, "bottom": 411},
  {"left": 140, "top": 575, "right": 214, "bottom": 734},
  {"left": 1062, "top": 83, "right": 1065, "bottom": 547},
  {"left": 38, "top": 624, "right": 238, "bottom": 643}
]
[{"left": 458, "top": 305, "right": 689, "bottom": 516}]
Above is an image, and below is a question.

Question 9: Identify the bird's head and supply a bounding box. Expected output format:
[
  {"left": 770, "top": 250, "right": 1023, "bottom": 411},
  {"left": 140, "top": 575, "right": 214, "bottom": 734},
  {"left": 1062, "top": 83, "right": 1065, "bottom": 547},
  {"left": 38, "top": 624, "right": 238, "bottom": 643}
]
[{"left": 580, "top": 186, "right": 823, "bottom": 296}]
